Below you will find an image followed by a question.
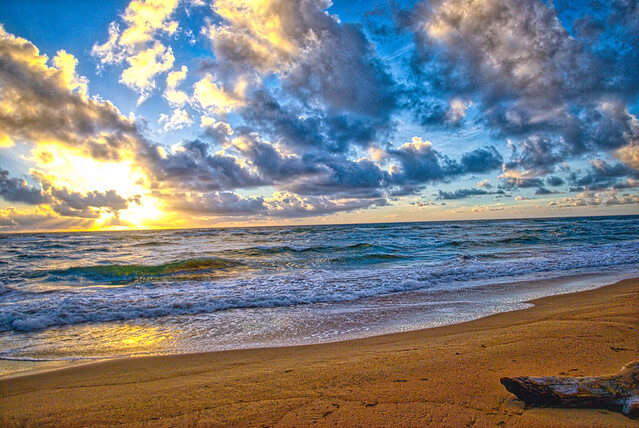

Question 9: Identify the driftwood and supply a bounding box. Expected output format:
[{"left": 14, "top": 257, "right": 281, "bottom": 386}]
[{"left": 500, "top": 362, "right": 639, "bottom": 417}]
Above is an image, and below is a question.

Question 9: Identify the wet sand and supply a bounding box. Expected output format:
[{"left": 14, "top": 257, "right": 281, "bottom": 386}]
[{"left": 0, "top": 277, "right": 637, "bottom": 427}]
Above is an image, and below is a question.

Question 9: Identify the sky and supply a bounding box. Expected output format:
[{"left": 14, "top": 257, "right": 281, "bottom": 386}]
[{"left": 0, "top": 0, "right": 637, "bottom": 232}]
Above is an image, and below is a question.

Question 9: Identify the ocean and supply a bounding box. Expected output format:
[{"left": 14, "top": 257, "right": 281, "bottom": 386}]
[{"left": 1, "top": 215, "right": 638, "bottom": 376}]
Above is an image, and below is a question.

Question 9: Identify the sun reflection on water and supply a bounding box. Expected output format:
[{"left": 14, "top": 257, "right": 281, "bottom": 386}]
[{"left": 22, "top": 323, "right": 179, "bottom": 360}]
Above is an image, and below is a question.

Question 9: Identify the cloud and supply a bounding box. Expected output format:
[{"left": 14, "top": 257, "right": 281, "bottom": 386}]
[
  {"left": 228, "top": 134, "right": 503, "bottom": 201},
  {"left": 0, "top": 25, "right": 138, "bottom": 160},
  {"left": 550, "top": 190, "right": 639, "bottom": 207},
  {"left": 504, "top": 136, "right": 566, "bottom": 176},
  {"left": 437, "top": 187, "right": 506, "bottom": 200},
  {"left": 410, "top": 0, "right": 639, "bottom": 173},
  {"left": 48, "top": 187, "right": 130, "bottom": 219},
  {"left": 120, "top": 42, "right": 175, "bottom": 104},
  {"left": 193, "top": 74, "right": 246, "bottom": 114},
  {"left": 118, "top": 0, "right": 179, "bottom": 47},
  {"left": 164, "top": 65, "right": 189, "bottom": 106},
  {"left": 265, "top": 191, "right": 387, "bottom": 218},
  {"left": 567, "top": 159, "right": 639, "bottom": 191},
  {"left": 92, "top": 0, "right": 179, "bottom": 53},
  {"left": 52, "top": 50, "right": 88, "bottom": 97},
  {"left": 236, "top": 88, "right": 391, "bottom": 153},
  {"left": 616, "top": 143, "right": 639, "bottom": 169},
  {"left": 91, "top": 23, "right": 124, "bottom": 65},
  {"left": 142, "top": 139, "right": 265, "bottom": 192},
  {"left": 413, "top": 200, "right": 447, "bottom": 207},
  {"left": 0, "top": 168, "right": 48, "bottom": 205},
  {"left": 164, "top": 191, "right": 266, "bottom": 216},
  {"left": 229, "top": 134, "right": 321, "bottom": 182},
  {"left": 159, "top": 108, "right": 193, "bottom": 131},
  {"left": 204, "top": 0, "right": 398, "bottom": 152},
  {"left": 0, "top": 167, "right": 133, "bottom": 219},
  {"left": 500, "top": 176, "right": 544, "bottom": 189},
  {"left": 0, "top": 207, "right": 95, "bottom": 231},
  {"left": 92, "top": 0, "right": 181, "bottom": 102},
  {"left": 534, "top": 187, "right": 555, "bottom": 195},
  {"left": 546, "top": 176, "right": 564, "bottom": 187},
  {"left": 388, "top": 138, "right": 503, "bottom": 187},
  {"left": 4, "top": 1, "right": 638, "bottom": 230},
  {"left": 162, "top": 189, "right": 387, "bottom": 219},
  {"left": 287, "top": 157, "right": 387, "bottom": 199},
  {"left": 470, "top": 204, "right": 504, "bottom": 213},
  {"left": 0, "top": 26, "right": 265, "bottom": 218},
  {"left": 446, "top": 98, "right": 470, "bottom": 124}
]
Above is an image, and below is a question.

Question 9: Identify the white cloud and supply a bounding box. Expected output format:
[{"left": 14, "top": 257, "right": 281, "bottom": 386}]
[
  {"left": 91, "top": 0, "right": 181, "bottom": 103},
  {"left": 119, "top": 0, "right": 180, "bottom": 47},
  {"left": 164, "top": 65, "right": 189, "bottom": 106},
  {"left": 193, "top": 74, "right": 246, "bottom": 115},
  {"left": 120, "top": 42, "right": 174, "bottom": 104},
  {"left": 159, "top": 108, "right": 193, "bottom": 131}
]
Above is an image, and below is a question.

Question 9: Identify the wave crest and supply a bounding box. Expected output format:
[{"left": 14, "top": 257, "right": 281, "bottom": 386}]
[{"left": 47, "top": 258, "right": 242, "bottom": 284}]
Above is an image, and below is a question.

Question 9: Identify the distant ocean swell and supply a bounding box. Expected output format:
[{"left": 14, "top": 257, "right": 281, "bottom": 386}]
[{"left": 1, "top": 239, "right": 637, "bottom": 333}]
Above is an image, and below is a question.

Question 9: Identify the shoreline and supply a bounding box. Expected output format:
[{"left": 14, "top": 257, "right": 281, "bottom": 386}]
[
  {"left": 1, "top": 276, "right": 637, "bottom": 426},
  {"left": 1, "top": 269, "right": 635, "bottom": 380}
]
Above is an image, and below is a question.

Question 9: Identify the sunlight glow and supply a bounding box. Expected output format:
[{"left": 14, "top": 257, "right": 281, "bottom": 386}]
[{"left": 31, "top": 142, "right": 167, "bottom": 229}]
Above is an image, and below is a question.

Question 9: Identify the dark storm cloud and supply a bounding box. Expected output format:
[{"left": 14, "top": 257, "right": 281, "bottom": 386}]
[
  {"left": 236, "top": 86, "right": 393, "bottom": 154},
  {"left": 45, "top": 186, "right": 130, "bottom": 218},
  {"left": 165, "top": 191, "right": 267, "bottom": 216},
  {"left": 141, "top": 139, "right": 265, "bottom": 192},
  {"left": 499, "top": 177, "right": 548, "bottom": 195},
  {"left": 286, "top": 157, "right": 387, "bottom": 199},
  {"left": 436, "top": 188, "right": 506, "bottom": 200},
  {"left": 546, "top": 176, "right": 564, "bottom": 187},
  {"left": 388, "top": 141, "right": 503, "bottom": 187},
  {"left": 504, "top": 136, "right": 567, "bottom": 175},
  {"left": 230, "top": 134, "right": 321, "bottom": 182},
  {"left": 283, "top": 142, "right": 502, "bottom": 199},
  {"left": 459, "top": 146, "right": 503, "bottom": 173},
  {"left": 48, "top": 187, "right": 128, "bottom": 212},
  {"left": 567, "top": 159, "right": 639, "bottom": 191},
  {"left": 163, "top": 190, "right": 386, "bottom": 219},
  {"left": 226, "top": 132, "right": 503, "bottom": 201},
  {"left": 534, "top": 187, "right": 555, "bottom": 195},
  {"left": 0, "top": 168, "right": 48, "bottom": 205},
  {"left": 210, "top": 0, "right": 398, "bottom": 118},
  {"left": 207, "top": 0, "right": 398, "bottom": 154},
  {"left": 409, "top": 0, "right": 639, "bottom": 173}
]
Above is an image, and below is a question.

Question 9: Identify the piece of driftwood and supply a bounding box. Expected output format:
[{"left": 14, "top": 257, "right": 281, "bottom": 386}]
[{"left": 500, "top": 362, "right": 639, "bottom": 416}]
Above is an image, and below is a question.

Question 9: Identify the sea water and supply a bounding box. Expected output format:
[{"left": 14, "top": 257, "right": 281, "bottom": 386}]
[{"left": 1, "top": 215, "right": 638, "bottom": 375}]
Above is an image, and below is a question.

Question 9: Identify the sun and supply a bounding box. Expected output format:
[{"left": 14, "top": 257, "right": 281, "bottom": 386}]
[
  {"left": 31, "top": 142, "right": 167, "bottom": 229},
  {"left": 118, "top": 195, "right": 166, "bottom": 228}
]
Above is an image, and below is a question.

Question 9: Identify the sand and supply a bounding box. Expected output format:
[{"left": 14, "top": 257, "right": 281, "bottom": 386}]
[{"left": 0, "top": 277, "right": 637, "bottom": 427}]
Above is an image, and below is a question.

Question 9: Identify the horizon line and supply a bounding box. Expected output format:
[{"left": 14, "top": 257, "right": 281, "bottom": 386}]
[{"left": 2, "top": 212, "right": 637, "bottom": 235}]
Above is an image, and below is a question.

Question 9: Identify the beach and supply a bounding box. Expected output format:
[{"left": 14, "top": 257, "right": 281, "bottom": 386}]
[
  {"left": 1, "top": 277, "right": 636, "bottom": 426},
  {"left": 1, "top": 0, "right": 638, "bottom": 425}
]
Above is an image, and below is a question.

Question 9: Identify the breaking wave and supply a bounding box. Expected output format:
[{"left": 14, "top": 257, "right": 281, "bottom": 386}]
[{"left": 45, "top": 258, "right": 243, "bottom": 284}]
